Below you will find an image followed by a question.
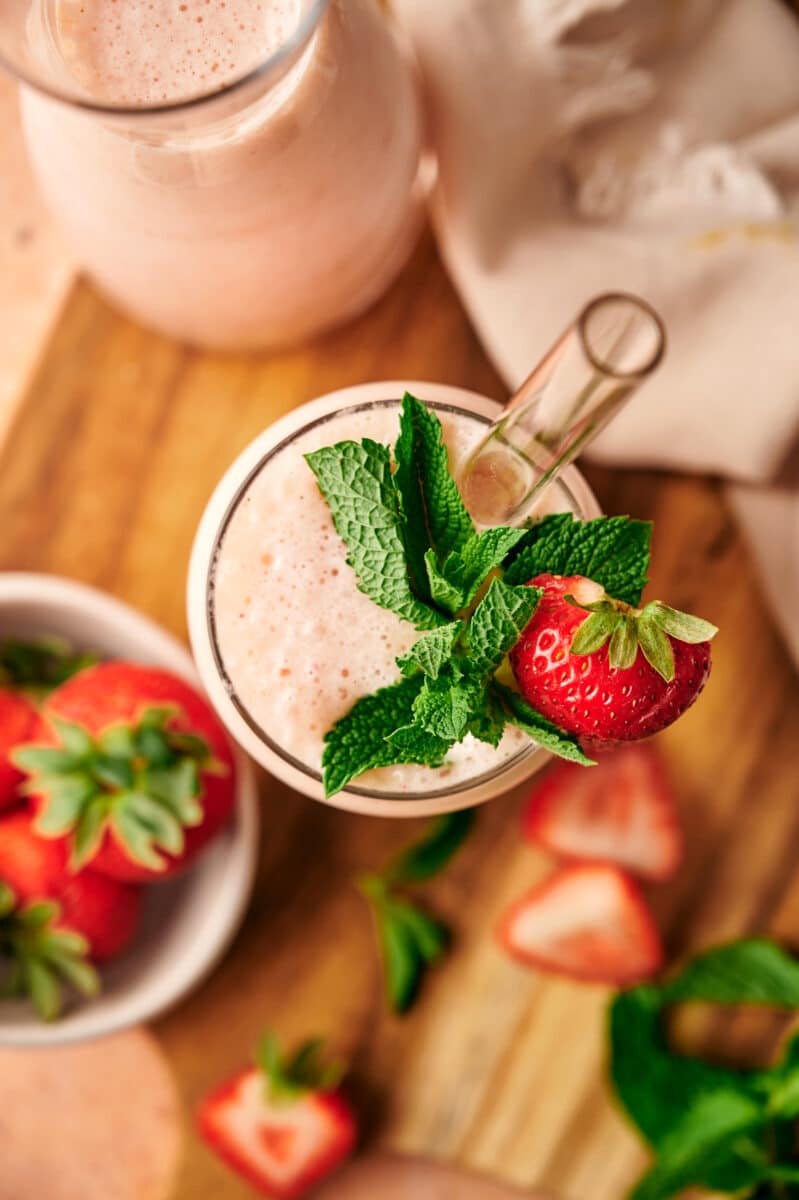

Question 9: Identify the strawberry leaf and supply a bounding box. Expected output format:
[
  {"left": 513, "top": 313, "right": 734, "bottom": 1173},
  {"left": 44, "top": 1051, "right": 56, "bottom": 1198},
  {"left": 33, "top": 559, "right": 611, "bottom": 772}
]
[
  {"left": 0, "top": 896, "right": 100, "bottom": 1022},
  {"left": 257, "top": 1031, "right": 345, "bottom": 1103},
  {"left": 19, "top": 706, "right": 213, "bottom": 871},
  {"left": 0, "top": 637, "right": 97, "bottom": 695}
]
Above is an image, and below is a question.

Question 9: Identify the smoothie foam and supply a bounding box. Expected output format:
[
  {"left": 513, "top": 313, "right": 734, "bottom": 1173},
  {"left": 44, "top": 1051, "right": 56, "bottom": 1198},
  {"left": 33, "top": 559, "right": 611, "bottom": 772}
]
[
  {"left": 210, "top": 402, "right": 575, "bottom": 796},
  {"left": 54, "top": 0, "right": 300, "bottom": 106}
]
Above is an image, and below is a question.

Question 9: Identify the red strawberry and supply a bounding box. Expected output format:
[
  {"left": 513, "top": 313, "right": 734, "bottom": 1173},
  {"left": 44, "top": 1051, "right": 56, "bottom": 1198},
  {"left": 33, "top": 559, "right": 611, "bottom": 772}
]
[
  {"left": 509, "top": 574, "right": 716, "bottom": 745},
  {"left": 0, "top": 688, "right": 38, "bottom": 810},
  {"left": 198, "top": 1033, "right": 356, "bottom": 1199},
  {"left": 14, "top": 663, "right": 236, "bottom": 883},
  {"left": 0, "top": 809, "right": 141, "bottom": 962},
  {"left": 523, "top": 746, "right": 682, "bottom": 881},
  {"left": 497, "top": 863, "right": 663, "bottom": 985}
]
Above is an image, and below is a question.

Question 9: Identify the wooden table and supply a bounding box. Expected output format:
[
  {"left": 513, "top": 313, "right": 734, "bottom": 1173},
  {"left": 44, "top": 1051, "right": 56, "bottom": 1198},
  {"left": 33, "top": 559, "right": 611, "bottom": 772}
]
[{"left": 1, "top": 232, "right": 798, "bottom": 1200}]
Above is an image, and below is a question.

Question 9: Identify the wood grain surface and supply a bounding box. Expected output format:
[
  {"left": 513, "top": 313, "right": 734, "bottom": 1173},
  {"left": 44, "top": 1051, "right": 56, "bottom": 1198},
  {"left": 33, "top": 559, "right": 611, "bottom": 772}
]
[{"left": 1, "top": 232, "right": 797, "bottom": 1200}]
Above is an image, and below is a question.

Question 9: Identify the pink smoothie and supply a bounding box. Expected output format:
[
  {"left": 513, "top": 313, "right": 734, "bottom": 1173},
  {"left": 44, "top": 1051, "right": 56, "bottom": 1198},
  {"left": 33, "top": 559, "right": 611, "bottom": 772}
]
[
  {"left": 210, "top": 401, "right": 579, "bottom": 796},
  {"left": 20, "top": 0, "right": 425, "bottom": 347}
]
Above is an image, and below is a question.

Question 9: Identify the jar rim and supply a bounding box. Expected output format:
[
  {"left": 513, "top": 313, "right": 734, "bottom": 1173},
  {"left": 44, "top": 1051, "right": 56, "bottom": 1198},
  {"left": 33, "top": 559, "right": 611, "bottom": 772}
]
[{"left": 1, "top": 0, "right": 329, "bottom": 118}]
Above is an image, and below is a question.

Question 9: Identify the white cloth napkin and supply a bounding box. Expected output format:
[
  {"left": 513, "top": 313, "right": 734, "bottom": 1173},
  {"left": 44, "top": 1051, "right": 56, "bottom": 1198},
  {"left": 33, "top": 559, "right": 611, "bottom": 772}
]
[{"left": 393, "top": 0, "right": 799, "bottom": 665}]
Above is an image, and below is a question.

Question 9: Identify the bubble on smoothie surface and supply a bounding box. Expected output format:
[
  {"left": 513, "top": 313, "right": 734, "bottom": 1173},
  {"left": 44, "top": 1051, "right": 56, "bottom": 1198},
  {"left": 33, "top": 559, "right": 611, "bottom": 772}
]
[
  {"left": 55, "top": 0, "right": 302, "bottom": 105},
  {"left": 211, "top": 403, "right": 572, "bottom": 794}
]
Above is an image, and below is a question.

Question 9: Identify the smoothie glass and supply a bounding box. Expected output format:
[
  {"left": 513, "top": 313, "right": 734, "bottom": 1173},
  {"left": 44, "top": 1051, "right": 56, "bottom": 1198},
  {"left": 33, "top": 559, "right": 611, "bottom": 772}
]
[
  {"left": 187, "top": 382, "right": 602, "bottom": 818},
  {"left": 0, "top": 0, "right": 425, "bottom": 348}
]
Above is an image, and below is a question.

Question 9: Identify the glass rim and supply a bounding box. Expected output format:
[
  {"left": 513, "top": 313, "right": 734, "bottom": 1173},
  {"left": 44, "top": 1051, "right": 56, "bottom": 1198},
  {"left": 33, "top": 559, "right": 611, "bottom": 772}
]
[
  {"left": 1, "top": 0, "right": 330, "bottom": 118},
  {"left": 205, "top": 396, "right": 593, "bottom": 803}
]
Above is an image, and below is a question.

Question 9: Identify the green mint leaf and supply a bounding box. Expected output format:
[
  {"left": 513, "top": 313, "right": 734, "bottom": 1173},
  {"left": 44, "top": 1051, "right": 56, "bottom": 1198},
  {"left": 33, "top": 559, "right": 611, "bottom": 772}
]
[
  {"left": 466, "top": 699, "right": 507, "bottom": 748},
  {"left": 323, "top": 676, "right": 449, "bottom": 797},
  {"left": 629, "top": 1091, "right": 768, "bottom": 1200},
  {"left": 609, "top": 985, "right": 761, "bottom": 1152},
  {"left": 493, "top": 682, "right": 595, "bottom": 766},
  {"left": 412, "top": 668, "right": 480, "bottom": 742},
  {"left": 384, "top": 810, "right": 475, "bottom": 885},
  {"left": 505, "top": 514, "right": 651, "bottom": 606},
  {"left": 363, "top": 888, "right": 449, "bottom": 1015},
  {"left": 609, "top": 941, "right": 799, "bottom": 1200},
  {"left": 663, "top": 939, "right": 799, "bottom": 1009},
  {"left": 767, "top": 1032, "right": 799, "bottom": 1121},
  {"left": 425, "top": 549, "right": 466, "bottom": 616},
  {"left": 397, "top": 621, "right": 463, "bottom": 680},
  {"left": 442, "top": 527, "right": 529, "bottom": 609},
  {"left": 393, "top": 393, "right": 474, "bottom": 602},
  {"left": 305, "top": 439, "right": 444, "bottom": 631},
  {"left": 468, "top": 578, "right": 541, "bottom": 674}
]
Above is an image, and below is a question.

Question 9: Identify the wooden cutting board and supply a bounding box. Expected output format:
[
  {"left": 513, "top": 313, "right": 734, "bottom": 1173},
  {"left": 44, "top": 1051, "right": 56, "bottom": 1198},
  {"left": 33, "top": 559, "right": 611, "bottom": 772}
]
[{"left": 0, "top": 234, "right": 797, "bottom": 1200}]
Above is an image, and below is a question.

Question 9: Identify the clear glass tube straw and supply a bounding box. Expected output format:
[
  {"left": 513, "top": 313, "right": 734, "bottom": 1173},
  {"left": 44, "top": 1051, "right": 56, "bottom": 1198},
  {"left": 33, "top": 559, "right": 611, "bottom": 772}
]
[{"left": 460, "top": 292, "right": 666, "bottom": 527}]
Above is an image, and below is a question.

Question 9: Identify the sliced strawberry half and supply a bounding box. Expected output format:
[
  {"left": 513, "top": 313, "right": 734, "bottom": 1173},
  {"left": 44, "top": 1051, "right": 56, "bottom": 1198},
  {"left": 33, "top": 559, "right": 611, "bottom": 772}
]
[
  {"left": 198, "top": 1033, "right": 356, "bottom": 1199},
  {"left": 497, "top": 863, "right": 663, "bottom": 985},
  {"left": 522, "top": 746, "right": 683, "bottom": 881}
]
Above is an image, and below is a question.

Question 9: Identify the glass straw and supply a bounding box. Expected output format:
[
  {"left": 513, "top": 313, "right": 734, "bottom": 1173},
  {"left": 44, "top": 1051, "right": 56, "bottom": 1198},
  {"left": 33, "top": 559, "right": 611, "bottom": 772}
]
[{"left": 460, "top": 292, "right": 666, "bottom": 527}]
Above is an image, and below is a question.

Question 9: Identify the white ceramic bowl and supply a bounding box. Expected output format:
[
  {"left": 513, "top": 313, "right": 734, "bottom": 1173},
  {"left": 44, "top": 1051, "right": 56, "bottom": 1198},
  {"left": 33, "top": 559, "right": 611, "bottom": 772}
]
[{"left": 0, "top": 574, "right": 259, "bottom": 1047}]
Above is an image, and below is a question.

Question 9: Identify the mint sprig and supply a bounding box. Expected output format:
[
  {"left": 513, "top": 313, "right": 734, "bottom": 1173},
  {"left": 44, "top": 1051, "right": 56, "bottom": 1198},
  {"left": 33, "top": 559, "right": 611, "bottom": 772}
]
[
  {"left": 358, "top": 810, "right": 474, "bottom": 1014},
  {"left": 609, "top": 938, "right": 799, "bottom": 1199},
  {"left": 308, "top": 393, "right": 647, "bottom": 796}
]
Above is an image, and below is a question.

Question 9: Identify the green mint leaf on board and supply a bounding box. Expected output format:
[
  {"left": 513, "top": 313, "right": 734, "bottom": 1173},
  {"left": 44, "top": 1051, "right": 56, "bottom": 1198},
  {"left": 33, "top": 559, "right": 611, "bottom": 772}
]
[
  {"left": 505, "top": 513, "right": 652, "bottom": 606},
  {"left": 493, "top": 682, "right": 595, "bottom": 766},
  {"left": 393, "top": 392, "right": 474, "bottom": 603},
  {"left": 662, "top": 938, "right": 799, "bottom": 1008},
  {"left": 383, "top": 810, "right": 475, "bottom": 885},
  {"left": 305, "top": 439, "right": 444, "bottom": 632},
  {"left": 360, "top": 879, "right": 450, "bottom": 1014},
  {"left": 322, "top": 676, "right": 450, "bottom": 797},
  {"left": 609, "top": 938, "right": 799, "bottom": 1200},
  {"left": 358, "top": 811, "right": 475, "bottom": 1013},
  {"left": 397, "top": 621, "right": 463, "bottom": 680}
]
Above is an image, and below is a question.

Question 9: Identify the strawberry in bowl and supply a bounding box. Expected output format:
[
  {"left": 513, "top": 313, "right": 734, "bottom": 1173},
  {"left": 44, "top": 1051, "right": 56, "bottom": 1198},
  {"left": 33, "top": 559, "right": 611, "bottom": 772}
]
[
  {"left": 0, "top": 690, "right": 38, "bottom": 811},
  {"left": 0, "top": 809, "right": 142, "bottom": 1019},
  {"left": 15, "top": 662, "right": 237, "bottom": 883}
]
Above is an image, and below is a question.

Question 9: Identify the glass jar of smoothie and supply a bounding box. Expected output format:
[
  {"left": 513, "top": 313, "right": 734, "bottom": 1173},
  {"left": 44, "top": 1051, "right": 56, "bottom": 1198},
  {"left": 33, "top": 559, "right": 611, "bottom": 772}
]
[
  {"left": 1, "top": 0, "right": 425, "bottom": 348},
  {"left": 187, "top": 381, "right": 602, "bottom": 818}
]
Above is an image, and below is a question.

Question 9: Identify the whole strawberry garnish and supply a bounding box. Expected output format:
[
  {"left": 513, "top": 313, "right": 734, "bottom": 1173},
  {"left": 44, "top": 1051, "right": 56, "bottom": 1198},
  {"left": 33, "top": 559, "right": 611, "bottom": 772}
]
[
  {"left": 13, "top": 663, "right": 236, "bottom": 883},
  {"left": 509, "top": 574, "right": 717, "bottom": 745}
]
